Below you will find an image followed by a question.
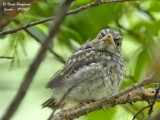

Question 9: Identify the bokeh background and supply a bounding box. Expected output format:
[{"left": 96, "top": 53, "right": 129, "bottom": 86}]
[{"left": 0, "top": 0, "right": 160, "bottom": 120}]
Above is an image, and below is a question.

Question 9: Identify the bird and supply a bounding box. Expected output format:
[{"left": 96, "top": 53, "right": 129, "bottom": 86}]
[{"left": 42, "top": 28, "right": 125, "bottom": 109}]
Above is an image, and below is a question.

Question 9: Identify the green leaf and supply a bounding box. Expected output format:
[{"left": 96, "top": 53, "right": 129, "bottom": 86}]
[
  {"left": 134, "top": 48, "right": 150, "bottom": 81},
  {"left": 148, "top": 1, "right": 160, "bottom": 12}
]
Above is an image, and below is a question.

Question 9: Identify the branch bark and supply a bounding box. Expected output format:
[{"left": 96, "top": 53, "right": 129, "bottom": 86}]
[
  {"left": 0, "top": 0, "right": 139, "bottom": 36},
  {"left": 52, "top": 86, "right": 159, "bottom": 120},
  {"left": 1, "top": 0, "right": 73, "bottom": 120},
  {"left": 51, "top": 76, "right": 157, "bottom": 120}
]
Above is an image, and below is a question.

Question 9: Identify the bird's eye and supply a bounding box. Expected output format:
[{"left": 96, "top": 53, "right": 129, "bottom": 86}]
[{"left": 115, "top": 40, "right": 121, "bottom": 46}]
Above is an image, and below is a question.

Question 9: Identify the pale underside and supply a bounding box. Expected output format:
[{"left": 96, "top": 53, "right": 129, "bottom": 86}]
[{"left": 51, "top": 51, "right": 125, "bottom": 105}]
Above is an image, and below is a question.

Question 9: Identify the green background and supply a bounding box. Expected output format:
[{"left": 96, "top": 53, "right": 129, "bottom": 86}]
[{"left": 0, "top": 0, "right": 160, "bottom": 120}]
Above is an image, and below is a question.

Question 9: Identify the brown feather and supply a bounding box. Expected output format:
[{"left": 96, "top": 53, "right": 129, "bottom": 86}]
[
  {"left": 46, "top": 49, "right": 96, "bottom": 88},
  {"left": 42, "top": 98, "right": 56, "bottom": 109}
]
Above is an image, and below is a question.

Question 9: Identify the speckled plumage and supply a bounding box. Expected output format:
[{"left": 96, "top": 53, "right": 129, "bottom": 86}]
[{"left": 43, "top": 29, "right": 125, "bottom": 109}]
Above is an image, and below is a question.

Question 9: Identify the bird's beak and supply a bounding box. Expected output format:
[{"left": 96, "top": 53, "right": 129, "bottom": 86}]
[{"left": 102, "top": 34, "right": 115, "bottom": 46}]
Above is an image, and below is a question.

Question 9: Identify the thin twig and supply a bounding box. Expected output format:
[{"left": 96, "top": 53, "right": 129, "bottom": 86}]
[
  {"left": 12, "top": 20, "right": 65, "bottom": 64},
  {"left": 0, "top": 0, "right": 139, "bottom": 36},
  {"left": 24, "top": 29, "right": 66, "bottom": 64},
  {"left": 134, "top": 3, "right": 155, "bottom": 21},
  {"left": 132, "top": 86, "right": 160, "bottom": 120},
  {"left": 1, "top": 0, "right": 73, "bottom": 120},
  {"left": 116, "top": 21, "right": 141, "bottom": 37},
  {"left": 132, "top": 105, "right": 150, "bottom": 120},
  {"left": 147, "top": 86, "right": 160, "bottom": 120},
  {"left": 0, "top": 56, "right": 14, "bottom": 59}
]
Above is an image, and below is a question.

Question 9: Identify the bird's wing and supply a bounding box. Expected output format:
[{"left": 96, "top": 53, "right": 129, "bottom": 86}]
[
  {"left": 46, "top": 48, "right": 96, "bottom": 88},
  {"left": 59, "top": 62, "right": 104, "bottom": 94}
]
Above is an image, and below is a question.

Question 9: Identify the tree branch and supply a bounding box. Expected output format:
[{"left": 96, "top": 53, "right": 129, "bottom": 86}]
[
  {"left": 132, "top": 86, "right": 160, "bottom": 120},
  {"left": 12, "top": 19, "right": 66, "bottom": 64},
  {"left": 25, "top": 29, "right": 66, "bottom": 64},
  {"left": 52, "top": 86, "right": 159, "bottom": 120},
  {"left": 1, "top": 0, "right": 73, "bottom": 120},
  {"left": 0, "top": 56, "right": 14, "bottom": 59},
  {"left": 19, "top": 22, "right": 66, "bottom": 64},
  {"left": 147, "top": 86, "right": 160, "bottom": 120},
  {"left": 0, "top": 0, "right": 139, "bottom": 36},
  {"left": 51, "top": 76, "right": 157, "bottom": 120}
]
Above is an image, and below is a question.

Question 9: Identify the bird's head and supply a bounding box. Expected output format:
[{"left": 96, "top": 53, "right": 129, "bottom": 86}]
[{"left": 96, "top": 29, "right": 123, "bottom": 53}]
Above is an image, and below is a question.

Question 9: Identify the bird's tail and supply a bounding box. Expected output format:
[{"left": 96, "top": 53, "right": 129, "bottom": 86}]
[{"left": 42, "top": 98, "right": 56, "bottom": 109}]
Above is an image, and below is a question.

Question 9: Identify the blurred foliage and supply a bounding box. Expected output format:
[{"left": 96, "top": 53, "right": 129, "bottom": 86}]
[{"left": 0, "top": 0, "right": 160, "bottom": 120}]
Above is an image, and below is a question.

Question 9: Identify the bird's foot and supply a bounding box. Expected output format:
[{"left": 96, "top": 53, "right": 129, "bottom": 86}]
[{"left": 81, "top": 100, "right": 95, "bottom": 115}]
